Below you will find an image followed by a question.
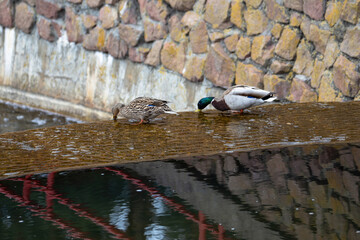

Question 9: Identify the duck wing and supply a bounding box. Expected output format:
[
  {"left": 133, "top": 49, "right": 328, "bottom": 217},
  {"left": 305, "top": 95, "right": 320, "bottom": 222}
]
[
  {"left": 132, "top": 97, "right": 168, "bottom": 105},
  {"left": 224, "top": 85, "right": 273, "bottom": 99},
  {"left": 129, "top": 97, "right": 166, "bottom": 107},
  {"left": 148, "top": 98, "right": 170, "bottom": 106},
  {"left": 145, "top": 98, "right": 177, "bottom": 114},
  {"left": 130, "top": 97, "right": 175, "bottom": 114}
]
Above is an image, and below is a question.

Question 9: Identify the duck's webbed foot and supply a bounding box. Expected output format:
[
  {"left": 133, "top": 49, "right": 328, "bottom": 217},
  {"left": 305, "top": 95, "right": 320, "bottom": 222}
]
[
  {"left": 231, "top": 109, "right": 244, "bottom": 114},
  {"left": 136, "top": 119, "right": 144, "bottom": 125},
  {"left": 135, "top": 118, "right": 151, "bottom": 124}
]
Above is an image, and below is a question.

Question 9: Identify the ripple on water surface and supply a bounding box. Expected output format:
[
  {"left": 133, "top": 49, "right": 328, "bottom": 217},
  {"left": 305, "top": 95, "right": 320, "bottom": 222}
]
[{"left": 0, "top": 102, "right": 360, "bottom": 178}]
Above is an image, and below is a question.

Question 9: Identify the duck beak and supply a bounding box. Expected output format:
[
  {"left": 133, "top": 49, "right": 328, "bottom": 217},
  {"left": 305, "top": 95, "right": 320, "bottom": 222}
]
[
  {"left": 113, "top": 115, "right": 117, "bottom": 121},
  {"left": 195, "top": 109, "right": 202, "bottom": 112}
]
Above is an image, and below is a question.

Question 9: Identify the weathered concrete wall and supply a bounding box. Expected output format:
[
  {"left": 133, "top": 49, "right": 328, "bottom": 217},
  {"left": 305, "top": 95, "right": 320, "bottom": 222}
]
[
  {"left": 0, "top": 26, "right": 222, "bottom": 119},
  {"left": 0, "top": 0, "right": 360, "bottom": 119}
]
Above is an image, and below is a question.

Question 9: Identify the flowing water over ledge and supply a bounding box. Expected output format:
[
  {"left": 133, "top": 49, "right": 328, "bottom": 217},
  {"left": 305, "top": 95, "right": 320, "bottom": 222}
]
[
  {"left": 0, "top": 101, "right": 360, "bottom": 239},
  {"left": 0, "top": 102, "right": 360, "bottom": 178}
]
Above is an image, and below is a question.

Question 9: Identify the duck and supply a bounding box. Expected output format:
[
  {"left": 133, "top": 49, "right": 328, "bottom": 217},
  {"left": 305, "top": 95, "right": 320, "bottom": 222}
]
[
  {"left": 112, "top": 97, "right": 178, "bottom": 124},
  {"left": 197, "top": 85, "right": 276, "bottom": 113}
]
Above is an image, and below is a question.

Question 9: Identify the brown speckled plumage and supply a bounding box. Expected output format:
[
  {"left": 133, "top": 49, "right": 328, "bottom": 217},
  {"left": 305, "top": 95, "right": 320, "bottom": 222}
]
[{"left": 112, "top": 97, "right": 177, "bottom": 124}]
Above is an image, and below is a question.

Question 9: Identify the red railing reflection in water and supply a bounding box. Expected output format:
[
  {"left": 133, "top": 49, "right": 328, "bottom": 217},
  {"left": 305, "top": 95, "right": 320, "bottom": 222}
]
[
  {"left": 0, "top": 168, "right": 229, "bottom": 240},
  {"left": 104, "top": 167, "right": 228, "bottom": 240},
  {"left": 0, "top": 182, "right": 90, "bottom": 240},
  {"left": 7, "top": 173, "right": 131, "bottom": 240}
]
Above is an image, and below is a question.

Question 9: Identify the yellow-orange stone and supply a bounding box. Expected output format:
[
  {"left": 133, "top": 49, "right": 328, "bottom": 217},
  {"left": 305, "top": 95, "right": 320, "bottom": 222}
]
[
  {"left": 308, "top": 24, "right": 331, "bottom": 54},
  {"left": 235, "top": 37, "right": 251, "bottom": 59},
  {"left": 169, "top": 15, "right": 186, "bottom": 42},
  {"left": 209, "top": 31, "right": 225, "bottom": 42},
  {"left": 341, "top": 0, "right": 360, "bottom": 24},
  {"left": 204, "top": 0, "right": 230, "bottom": 28},
  {"left": 205, "top": 43, "right": 235, "bottom": 87},
  {"left": 244, "top": 9, "right": 268, "bottom": 35},
  {"left": 275, "top": 27, "right": 300, "bottom": 60},
  {"left": 264, "top": 74, "right": 291, "bottom": 99},
  {"left": 288, "top": 78, "right": 318, "bottom": 103},
  {"left": 160, "top": 41, "right": 186, "bottom": 74},
  {"left": 224, "top": 34, "right": 239, "bottom": 52},
  {"left": 271, "top": 23, "right": 283, "bottom": 38},
  {"left": 99, "top": 5, "right": 118, "bottom": 29},
  {"left": 318, "top": 71, "right": 342, "bottom": 102},
  {"left": 235, "top": 62, "right": 264, "bottom": 88},
  {"left": 82, "top": 14, "right": 97, "bottom": 29},
  {"left": 96, "top": 27, "right": 106, "bottom": 49},
  {"left": 325, "top": 1, "right": 341, "bottom": 27},
  {"left": 293, "top": 39, "right": 314, "bottom": 77},
  {"left": 311, "top": 59, "right": 325, "bottom": 89},
  {"left": 251, "top": 35, "right": 274, "bottom": 66},
  {"left": 245, "top": 0, "right": 263, "bottom": 8},
  {"left": 230, "top": 0, "right": 245, "bottom": 29},
  {"left": 324, "top": 36, "right": 340, "bottom": 68},
  {"left": 181, "top": 11, "right": 202, "bottom": 29},
  {"left": 189, "top": 20, "right": 208, "bottom": 54},
  {"left": 289, "top": 12, "right": 302, "bottom": 27},
  {"left": 183, "top": 56, "right": 206, "bottom": 81}
]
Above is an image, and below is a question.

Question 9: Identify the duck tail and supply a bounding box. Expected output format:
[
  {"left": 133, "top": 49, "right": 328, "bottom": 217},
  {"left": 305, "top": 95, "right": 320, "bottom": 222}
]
[
  {"left": 264, "top": 96, "right": 277, "bottom": 102},
  {"left": 164, "top": 110, "right": 179, "bottom": 115},
  {"left": 262, "top": 92, "right": 276, "bottom": 102}
]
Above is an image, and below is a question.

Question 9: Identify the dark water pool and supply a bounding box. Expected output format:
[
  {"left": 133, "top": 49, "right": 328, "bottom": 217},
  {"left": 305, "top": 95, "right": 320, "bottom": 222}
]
[
  {"left": 0, "top": 100, "right": 80, "bottom": 134},
  {"left": 0, "top": 142, "right": 359, "bottom": 240}
]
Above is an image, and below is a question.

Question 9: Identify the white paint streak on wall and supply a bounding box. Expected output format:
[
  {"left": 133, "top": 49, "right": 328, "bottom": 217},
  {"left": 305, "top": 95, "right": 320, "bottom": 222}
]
[
  {"left": 86, "top": 51, "right": 107, "bottom": 103},
  {"left": 4, "top": 28, "right": 15, "bottom": 85}
]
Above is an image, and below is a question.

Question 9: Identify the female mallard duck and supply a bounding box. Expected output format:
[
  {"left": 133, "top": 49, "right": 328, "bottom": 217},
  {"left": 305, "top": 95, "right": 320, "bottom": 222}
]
[
  {"left": 197, "top": 85, "right": 276, "bottom": 113},
  {"left": 112, "top": 97, "right": 177, "bottom": 124}
]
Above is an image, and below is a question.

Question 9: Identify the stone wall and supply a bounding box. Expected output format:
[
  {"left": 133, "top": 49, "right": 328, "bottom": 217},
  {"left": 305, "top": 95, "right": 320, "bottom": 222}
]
[{"left": 0, "top": 0, "right": 360, "bottom": 113}]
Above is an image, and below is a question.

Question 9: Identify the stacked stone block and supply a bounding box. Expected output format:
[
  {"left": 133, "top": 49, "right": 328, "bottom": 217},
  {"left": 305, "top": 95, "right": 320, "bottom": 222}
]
[{"left": 1, "top": 0, "right": 360, "bottom": 102}]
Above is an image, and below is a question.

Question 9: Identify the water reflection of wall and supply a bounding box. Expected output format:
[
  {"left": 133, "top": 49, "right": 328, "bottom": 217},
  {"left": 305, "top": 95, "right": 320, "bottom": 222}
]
[
  {"left": 127, "top": 143, "right": 360, "bottom": 239},
  {"left": 181, "top": 143, "right": 360, "bottom": 240}
]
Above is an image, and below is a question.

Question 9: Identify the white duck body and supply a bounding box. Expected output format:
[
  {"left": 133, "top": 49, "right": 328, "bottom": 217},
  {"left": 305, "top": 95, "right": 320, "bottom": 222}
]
[
  {"left": 222, "top": 94, "right": 264, "bottom": 110},
  {"left": 211, "top": 85, "right": 275, "bottom": 111}
]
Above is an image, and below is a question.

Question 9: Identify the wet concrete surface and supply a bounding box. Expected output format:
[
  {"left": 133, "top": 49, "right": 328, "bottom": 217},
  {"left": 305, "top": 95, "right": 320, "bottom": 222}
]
[{"left": 0, "top": 101, "right": 359, "bottom": 179}]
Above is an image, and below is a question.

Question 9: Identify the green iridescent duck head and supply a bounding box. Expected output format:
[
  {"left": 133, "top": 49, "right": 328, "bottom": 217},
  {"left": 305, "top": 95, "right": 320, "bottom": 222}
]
[{"left": 197, "top": 97, "right": 215, "bottom": 110}]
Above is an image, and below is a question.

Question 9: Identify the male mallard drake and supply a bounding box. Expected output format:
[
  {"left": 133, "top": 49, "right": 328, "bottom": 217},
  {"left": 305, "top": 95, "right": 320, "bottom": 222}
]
[
  {"left": 197, "top": 85, "right": 276, "bottom": 113},
  {"left": 112, "top": 97, "right": 177, "bottom": 124}
]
